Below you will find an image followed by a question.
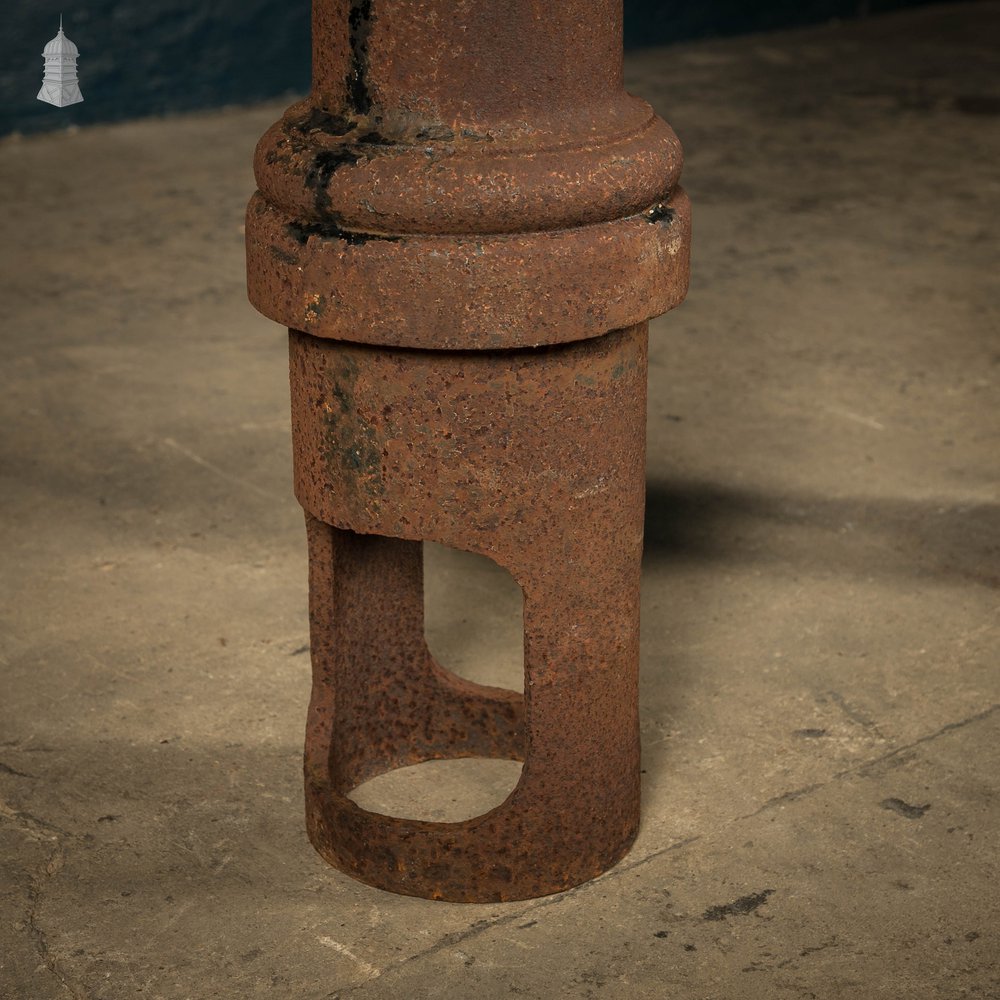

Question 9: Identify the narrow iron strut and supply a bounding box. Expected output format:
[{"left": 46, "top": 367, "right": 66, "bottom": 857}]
[{"left": 246, "top": 0, "right": 690, "bottom": 903}]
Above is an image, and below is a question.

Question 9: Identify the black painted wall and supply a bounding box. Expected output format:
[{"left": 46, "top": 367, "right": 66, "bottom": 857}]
[{"left": 0, "top": 0, "right": 964, "bottom": 136}]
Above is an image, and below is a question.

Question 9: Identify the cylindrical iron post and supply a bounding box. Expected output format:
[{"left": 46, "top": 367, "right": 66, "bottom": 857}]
[{"left": 246, "top": 0, "right": 690, "bottom": 902}]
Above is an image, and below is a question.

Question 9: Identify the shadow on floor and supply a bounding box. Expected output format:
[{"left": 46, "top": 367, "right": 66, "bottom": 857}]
[{"left": 643, "top": 478, "right": 999, "bottom": 590}]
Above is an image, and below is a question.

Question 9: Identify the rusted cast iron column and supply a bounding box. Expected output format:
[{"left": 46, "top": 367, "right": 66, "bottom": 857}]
[{"left": 246, "top": 0, "right": 690, "bottom": 902}]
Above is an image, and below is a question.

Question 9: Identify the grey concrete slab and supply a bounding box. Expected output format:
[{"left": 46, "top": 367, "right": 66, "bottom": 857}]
[
  {"left": 330, "top": 709, "right": 1000, "bottom": 999},
  {"left": 1, "top": 4, "right": 997, "bottom": 998}
]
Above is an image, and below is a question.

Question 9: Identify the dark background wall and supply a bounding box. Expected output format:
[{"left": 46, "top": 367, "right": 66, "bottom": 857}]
[{"left": 0, "top": 0, "right": 964, "bottom": 136}]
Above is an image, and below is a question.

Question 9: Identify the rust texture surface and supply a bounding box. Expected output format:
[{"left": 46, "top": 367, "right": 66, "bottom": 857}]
[{"left": 245, "top": 0, "right": 690, "bottom": 902}]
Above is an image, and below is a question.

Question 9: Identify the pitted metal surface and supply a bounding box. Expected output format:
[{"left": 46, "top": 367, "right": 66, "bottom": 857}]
[
  {"left": 245, "top": 0, "right": 690, "bottom": 902},
  {"left": 247, "top": 187, "right": 689, "bottom": 350}
]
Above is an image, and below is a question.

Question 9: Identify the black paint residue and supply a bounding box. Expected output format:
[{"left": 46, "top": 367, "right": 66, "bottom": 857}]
[
  {"left": 269, "top": 244, "right": 300, "bottom": 265},
  {"left": 291, "top": 106, "right": 359, "bottom": 137},
  {"left": 322, "top": 355, "right": 384, "bottom": 506},
  {"left": 355, "top": 130, "right": 394, "bottom": 146},
  {"left": 285, "top": 220, "right": 400, "bottom": 247},
  {"left": 645, "top": 203, "right": 676, "bottom": 224},
  {"left": 305, "top": 148, "right": 364, "bottom": 215},
  {"left": 297, "top": 127, "right": 396, "bottom": 219},
  {"left": 347, "top": 0, "right": 375, "bottom": 115},
  {"left": 880, "top": 798, "right": 930, "bottom": 819},
  {"left": 703, "top": 888, "right": 774, "bottom": 921}
]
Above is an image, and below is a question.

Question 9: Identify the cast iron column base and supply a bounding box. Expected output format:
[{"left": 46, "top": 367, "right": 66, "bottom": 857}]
[
  {"left": 292, "top": 325, "right": 647, "bottom": 902},
  {"left": 245, "top": 0, "right": 690, "bottom": 901}
]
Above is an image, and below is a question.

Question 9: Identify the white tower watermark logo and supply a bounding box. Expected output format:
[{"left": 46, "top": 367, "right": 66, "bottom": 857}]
[{"left": 38, "top": 15, "right": 84, "bottom": 108}]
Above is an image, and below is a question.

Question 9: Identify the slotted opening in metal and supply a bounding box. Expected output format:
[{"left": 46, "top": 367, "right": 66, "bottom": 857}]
[{"left": 347, "top": 541, "right": 524, "bottom": 821}]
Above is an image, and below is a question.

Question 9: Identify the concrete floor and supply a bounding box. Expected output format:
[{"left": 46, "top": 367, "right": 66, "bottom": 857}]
[{"left": 1, "top": 4, "right": 998, "bottom": 998}]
